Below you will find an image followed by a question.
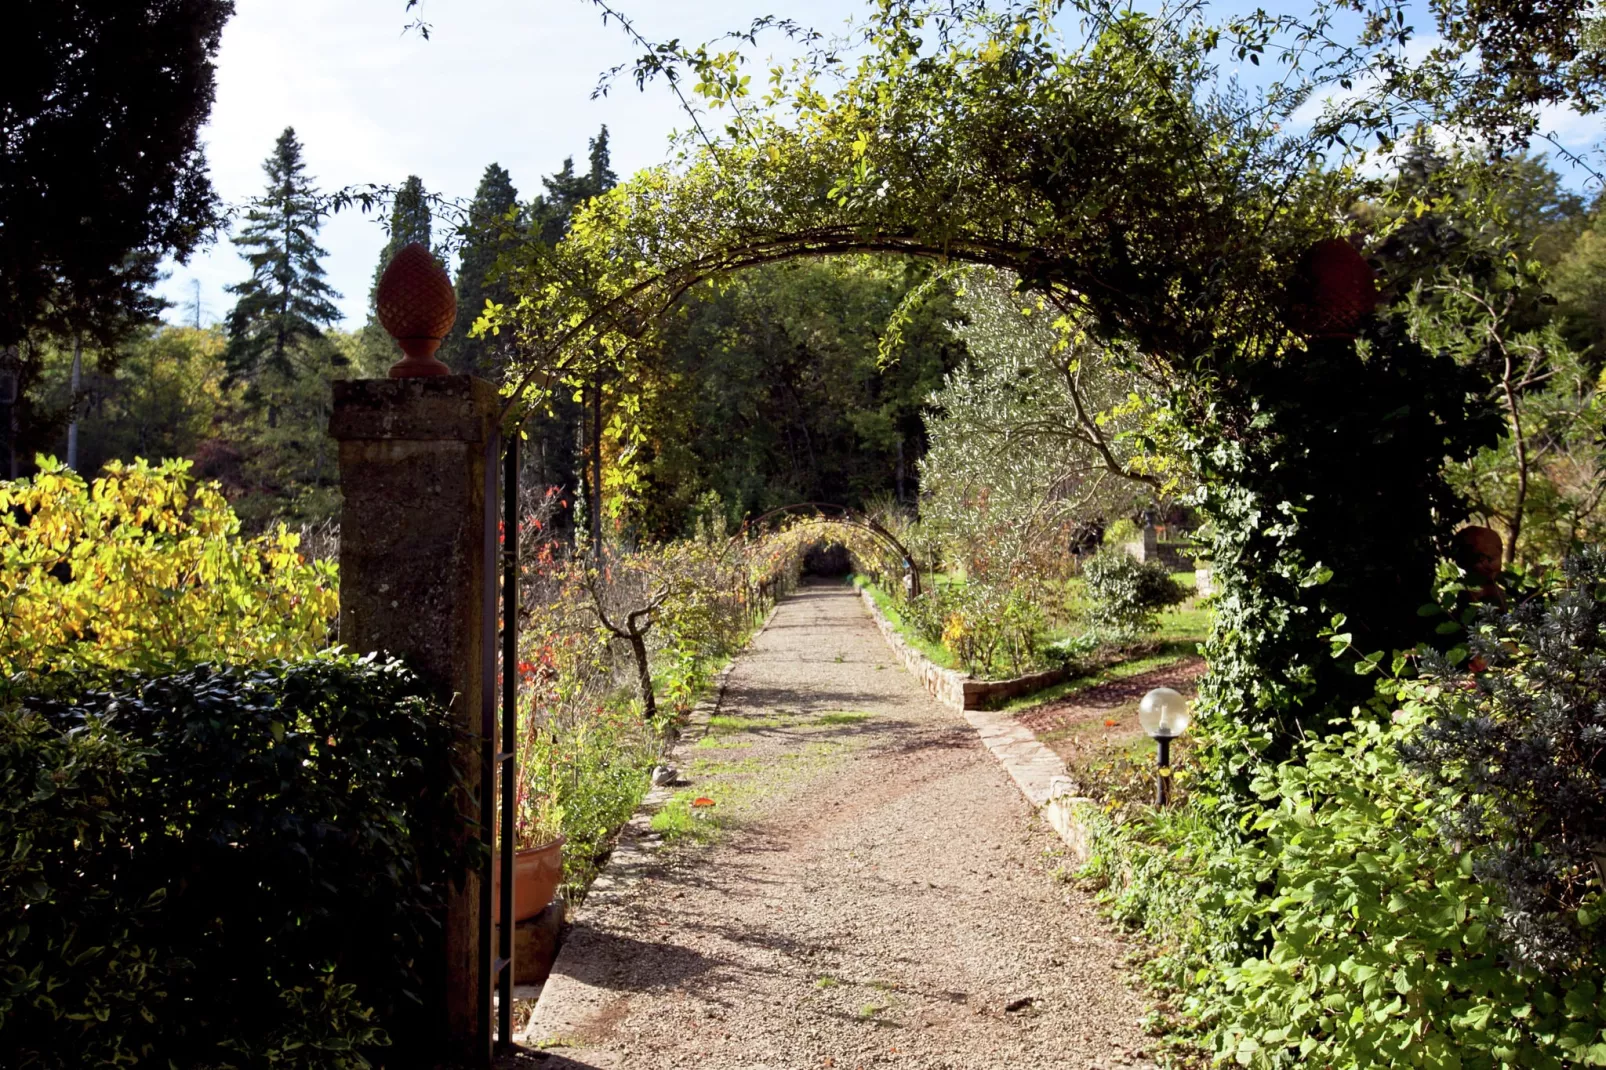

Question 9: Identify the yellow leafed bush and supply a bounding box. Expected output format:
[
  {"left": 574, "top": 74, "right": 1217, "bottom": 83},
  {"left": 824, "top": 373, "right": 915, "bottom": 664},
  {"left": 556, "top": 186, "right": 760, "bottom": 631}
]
[{"left": 0, "top": 457, "right": 337, "bottom": 675}]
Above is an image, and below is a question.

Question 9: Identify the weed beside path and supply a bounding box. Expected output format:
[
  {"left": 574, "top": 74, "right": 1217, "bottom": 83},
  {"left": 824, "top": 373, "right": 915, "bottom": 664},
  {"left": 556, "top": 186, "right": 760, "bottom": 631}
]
[{"left": 521, "top": 581, "right": 1157, "bottom": 1069}]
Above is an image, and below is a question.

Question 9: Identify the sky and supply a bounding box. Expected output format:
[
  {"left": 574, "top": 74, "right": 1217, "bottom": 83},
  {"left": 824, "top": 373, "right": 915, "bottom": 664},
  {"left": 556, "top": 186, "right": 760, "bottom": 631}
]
[
  {"left": 157, "top": 0, "right": 865, "bottom": 328},
  {"left": 160, "top": 0, "right": 1606, "bottom": 329}
]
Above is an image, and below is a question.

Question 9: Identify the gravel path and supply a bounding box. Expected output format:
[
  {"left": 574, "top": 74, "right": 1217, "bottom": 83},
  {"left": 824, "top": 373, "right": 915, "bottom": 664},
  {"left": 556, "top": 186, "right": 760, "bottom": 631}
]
[{"left": 518, "top": 582, "right": 1156, "bottom": 1070}]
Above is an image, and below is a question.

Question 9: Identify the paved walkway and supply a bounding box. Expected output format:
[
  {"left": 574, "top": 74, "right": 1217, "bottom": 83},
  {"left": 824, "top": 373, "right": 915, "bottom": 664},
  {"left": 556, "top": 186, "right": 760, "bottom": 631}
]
[{"left": 519, "top": 583, "right": 1155, "bottom": 1070}]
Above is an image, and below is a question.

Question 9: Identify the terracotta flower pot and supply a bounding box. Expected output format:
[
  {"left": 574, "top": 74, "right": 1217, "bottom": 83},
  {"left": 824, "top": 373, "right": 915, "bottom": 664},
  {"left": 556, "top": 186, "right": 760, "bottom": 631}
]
[{"left": 492, "top": 836, "right": 564, "bottom": 925}]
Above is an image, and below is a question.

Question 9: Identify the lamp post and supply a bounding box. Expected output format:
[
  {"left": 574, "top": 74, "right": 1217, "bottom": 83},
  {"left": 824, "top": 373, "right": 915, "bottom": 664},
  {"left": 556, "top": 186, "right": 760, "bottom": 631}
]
[{"left": 1139, "top": 687, "right": 1191, "bottom": 807}]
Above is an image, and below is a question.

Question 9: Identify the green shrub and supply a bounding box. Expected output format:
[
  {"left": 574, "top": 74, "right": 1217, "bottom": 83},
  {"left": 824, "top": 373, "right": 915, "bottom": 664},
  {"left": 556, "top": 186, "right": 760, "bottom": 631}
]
[
  {"left": 1086, "top": 559, "right": 1606, "bottom": 1069},
  {"left": 0, "top": 655, "right": 472, "bottom": 1069},
  {"left": 517, "top": 696, "right": 658, "bottom": 899},
  {"left": 1405, "top": 547, "right": 1606, "bottom": 972},
  {"left": 1091, "top": 708, "right": 1606, "bottom": 1068},
  {"left": 1082, "top": 548, "right": 1187, "bottom": 637},
  {"left": 896, "top": 579, "right": 1050, "bottom": 678}
]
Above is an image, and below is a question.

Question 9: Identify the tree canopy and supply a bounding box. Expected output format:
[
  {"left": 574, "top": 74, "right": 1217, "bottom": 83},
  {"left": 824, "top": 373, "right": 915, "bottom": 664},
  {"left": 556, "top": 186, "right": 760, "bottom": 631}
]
[{"left": 3, "top": 0, "right": 231, "bottom": 350}]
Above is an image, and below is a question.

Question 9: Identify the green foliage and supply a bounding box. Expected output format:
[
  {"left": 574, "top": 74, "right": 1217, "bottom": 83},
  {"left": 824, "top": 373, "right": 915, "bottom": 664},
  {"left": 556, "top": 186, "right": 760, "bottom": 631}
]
[
  {"left": 633, "top": 258, "right": 962, "bottom": 535},
  {"left": 0, "top": 655, "right": 471, "bottom": 1068},
  {"left": 1221, "top": 709, "right": 1606, "bottom": 1069},
  {"left": 33, "top": 325, "right": 229, "bottom": 476},
  {"left": 919, "top": 269, "right": 1158, "bottom": 577},
  {"left": 225, "top": 127, "right": 343, "bottom": 389},
  {"left": 513, "top": 515, "right": 806, "bottom": 893},
  {"left": 516, "top": 696, "right": 656, "bottom": 898},
  {"left": 1407, "top": 548, "right": 1606, "bottom": 970},
  {"left": 1089, "top": 713, "right": 1606, "bottom": 1069},
  {"left": 0, "top": 458, "right": 337, "bottom": 677},
  {"left": 4, "top": 0, "right": 228, "bottom": 464},
  {"left": 1187, "top": 318, "right": 1500, "bottom": 777},
  {"left": 370, "top": 175, "right": 434, "bottom": 298},
  {"left": 1082, "top": 549, "right": 1188, "bottom": 639},
  {"left": 899, "top": 578, "right": 1052, "bottom": 678},
  {"left": 440, "top": 163, "right": 521, "bottom": 378},
  {"left": 1551, "top": 213, "right": 1606, "bottom": 358},
  {"left": 1088, "top": 564, "right": 1606, "bottom": 1069}
]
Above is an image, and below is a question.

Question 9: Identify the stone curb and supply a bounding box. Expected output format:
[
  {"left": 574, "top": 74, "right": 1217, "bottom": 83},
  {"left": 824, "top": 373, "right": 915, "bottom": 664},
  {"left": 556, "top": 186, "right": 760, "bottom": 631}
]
[
  {"left": 856, "top": 587, "right": 1098, "bottom": 864},
  {"left": 854, "top": 588, "right": 1071, "bottom": 710},
  {"left": 519, "top": 600, "right": 781, "bottom": 1043}
]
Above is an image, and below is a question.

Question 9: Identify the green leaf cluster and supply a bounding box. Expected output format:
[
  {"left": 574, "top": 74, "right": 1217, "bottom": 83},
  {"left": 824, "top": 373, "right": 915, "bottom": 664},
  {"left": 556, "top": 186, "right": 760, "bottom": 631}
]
[
  {"left": 0, "top": 458, "right": 337, "bottom": 678},
  {"left": 1082, "top": 548, "right": 1190, "bottom": 639},
  {"left": 0, "top": 655, "right": 472, "bottom": 1068}
]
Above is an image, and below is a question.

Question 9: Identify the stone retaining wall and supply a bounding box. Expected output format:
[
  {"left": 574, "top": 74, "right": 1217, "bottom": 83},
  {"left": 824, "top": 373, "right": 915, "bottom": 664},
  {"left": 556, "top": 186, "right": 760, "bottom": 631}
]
[
  {"left": 856, "top": 587, "right": 1069, "bottom": 711},
  {"left": 857, "top": 586, "right": 1097, "bottom": 863}
]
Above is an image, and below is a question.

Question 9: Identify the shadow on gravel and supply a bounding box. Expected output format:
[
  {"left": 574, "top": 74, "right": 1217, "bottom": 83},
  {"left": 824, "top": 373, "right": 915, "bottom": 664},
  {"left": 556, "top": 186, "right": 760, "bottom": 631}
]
[{"left": 554, "top": 926, "right": 720, "bottom": 991}]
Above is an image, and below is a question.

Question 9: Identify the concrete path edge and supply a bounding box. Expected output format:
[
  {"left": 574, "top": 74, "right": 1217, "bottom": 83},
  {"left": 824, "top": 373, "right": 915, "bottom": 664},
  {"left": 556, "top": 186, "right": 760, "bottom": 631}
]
[{"left": 856, "top": 586, "right": 1099, "bottom": 864}]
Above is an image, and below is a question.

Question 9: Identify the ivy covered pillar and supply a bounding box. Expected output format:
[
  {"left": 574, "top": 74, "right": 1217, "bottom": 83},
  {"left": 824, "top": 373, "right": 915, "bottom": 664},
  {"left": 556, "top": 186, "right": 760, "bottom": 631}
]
[{"left": 330, "top": 375, "right": 500, "bottom": 1066}]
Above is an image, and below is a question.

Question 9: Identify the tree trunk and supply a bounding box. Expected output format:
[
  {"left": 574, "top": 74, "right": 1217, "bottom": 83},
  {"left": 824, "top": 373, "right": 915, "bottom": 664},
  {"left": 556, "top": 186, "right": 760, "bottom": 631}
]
[
  {"left": 590, "top": 380, "right": 604, "bottom": 558},
  {"left": 627, "top": 629, "right": 656, "bottom": 720},
  {"left": 67, "top": 336, "right": 81, "bottom": 471},
  {"left": 1502, "top": 355, "right": 1528, "bottom": 567}
]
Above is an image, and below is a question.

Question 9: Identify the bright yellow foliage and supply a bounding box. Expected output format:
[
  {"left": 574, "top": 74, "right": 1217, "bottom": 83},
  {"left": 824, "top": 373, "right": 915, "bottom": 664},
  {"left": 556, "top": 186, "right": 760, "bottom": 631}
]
[{"left": 0, "top": 458, "right": 337, "bottom": 675}]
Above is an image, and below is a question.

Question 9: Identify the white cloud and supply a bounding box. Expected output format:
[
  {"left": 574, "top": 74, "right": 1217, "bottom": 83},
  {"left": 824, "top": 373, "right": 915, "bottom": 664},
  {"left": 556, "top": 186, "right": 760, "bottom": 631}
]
[{"left": 159, "top": 0, "right": 862, "bottom": 326}]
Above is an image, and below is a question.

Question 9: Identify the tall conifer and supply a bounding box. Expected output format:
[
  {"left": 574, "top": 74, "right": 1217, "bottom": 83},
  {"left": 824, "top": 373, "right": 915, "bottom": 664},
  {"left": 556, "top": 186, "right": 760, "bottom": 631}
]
[
  {"left": 224, "top": 128, "right": 341, "bottom": 389},
  {"left": 441, "top": 164, "right": 520, "bottom": 377}
]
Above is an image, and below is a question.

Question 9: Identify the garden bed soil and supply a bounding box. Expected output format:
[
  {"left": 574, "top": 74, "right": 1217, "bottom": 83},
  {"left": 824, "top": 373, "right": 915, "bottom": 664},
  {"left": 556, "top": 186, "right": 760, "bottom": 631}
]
[{"left": 1015, "top": 658, "right": 1205, "bottom": 790}]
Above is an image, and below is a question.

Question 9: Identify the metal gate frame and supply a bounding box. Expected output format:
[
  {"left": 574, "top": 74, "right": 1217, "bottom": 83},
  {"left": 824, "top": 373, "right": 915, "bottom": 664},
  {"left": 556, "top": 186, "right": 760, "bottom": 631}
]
[{"left": 478, "top": 429, "right": 521, "bottom": 1055}]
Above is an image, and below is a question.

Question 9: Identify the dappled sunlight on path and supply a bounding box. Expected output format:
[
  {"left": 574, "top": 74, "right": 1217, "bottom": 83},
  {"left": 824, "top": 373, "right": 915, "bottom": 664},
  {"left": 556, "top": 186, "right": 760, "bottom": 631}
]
[{"left": 519, "top": 583, "right": 1156, "bottom": 1070}]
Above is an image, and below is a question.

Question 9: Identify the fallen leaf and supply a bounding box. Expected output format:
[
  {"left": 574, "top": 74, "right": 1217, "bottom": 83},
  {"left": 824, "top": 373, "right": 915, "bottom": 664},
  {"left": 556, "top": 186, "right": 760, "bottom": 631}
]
[
  {"left": 1103, "top": 719, "right": 1118, "bottom": 727},
  {"left": 692, "top": 797, "right": 716, "bottom": 807}
]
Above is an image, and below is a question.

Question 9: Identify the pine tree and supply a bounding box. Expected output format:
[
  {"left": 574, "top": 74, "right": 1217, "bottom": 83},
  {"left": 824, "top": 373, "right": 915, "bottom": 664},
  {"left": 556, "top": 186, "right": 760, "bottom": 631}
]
[
  {"left": 224, "top": 128, "right": 341, "bottom": 391},
  {"left": 441, "top": 164, "right": 520, "bottom": 377},
  {"left": 588, "top": 125, "right": 618, "bottom": 198}
]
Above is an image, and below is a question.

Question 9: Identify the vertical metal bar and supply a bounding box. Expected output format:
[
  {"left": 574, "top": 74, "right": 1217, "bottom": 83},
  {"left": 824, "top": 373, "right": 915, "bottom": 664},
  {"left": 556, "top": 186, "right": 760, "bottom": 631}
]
[
  {"left": 477, "top": 430, "right": 499, "bottom": 1063},
  {"left": 1156, "top": 736, "right": 1172, "bottom": 808},
  {"left": 498, "top": 430, "right": 519, "bottom": 1048}
]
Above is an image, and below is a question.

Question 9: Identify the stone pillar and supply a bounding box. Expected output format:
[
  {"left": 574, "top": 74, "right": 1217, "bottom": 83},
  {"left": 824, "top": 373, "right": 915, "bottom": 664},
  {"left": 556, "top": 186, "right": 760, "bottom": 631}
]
[{"left": 330, "top": 375, "right": 499, "bottom": 1066}]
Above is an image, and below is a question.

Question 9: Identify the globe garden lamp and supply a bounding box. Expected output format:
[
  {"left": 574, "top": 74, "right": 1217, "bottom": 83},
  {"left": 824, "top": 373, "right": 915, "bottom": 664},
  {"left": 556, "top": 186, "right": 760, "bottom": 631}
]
[{"left": 1139, "top": 687, "right": 1191, "bottom": 807}]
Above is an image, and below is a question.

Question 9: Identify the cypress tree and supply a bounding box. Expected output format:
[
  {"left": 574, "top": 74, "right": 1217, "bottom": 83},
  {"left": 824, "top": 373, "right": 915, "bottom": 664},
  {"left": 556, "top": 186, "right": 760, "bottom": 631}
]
[
  {"left": 224, "top": 127, "right": 341, "bottom": 400},
  {"left": 588, "top": 125, "right": 618, "bottom": 198},
  {"left": 521, "top": 128, "right": 618, "bottom": 541},
  {"left": 441, "top": 164, "right": 520, "bottom": 377}
]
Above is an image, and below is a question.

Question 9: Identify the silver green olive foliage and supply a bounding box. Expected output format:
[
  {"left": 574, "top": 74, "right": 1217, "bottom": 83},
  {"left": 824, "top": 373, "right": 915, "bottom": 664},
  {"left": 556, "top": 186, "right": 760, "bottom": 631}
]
[{"left": 918, "top": 269, "right": 1162, "bottom": 575}]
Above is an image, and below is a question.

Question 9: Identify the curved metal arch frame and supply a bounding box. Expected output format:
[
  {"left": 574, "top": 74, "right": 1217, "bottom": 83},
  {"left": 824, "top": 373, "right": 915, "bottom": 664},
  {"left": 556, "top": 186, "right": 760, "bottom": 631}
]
[{"left": 736, "top": 501, "right": 921, "bottom": 597}]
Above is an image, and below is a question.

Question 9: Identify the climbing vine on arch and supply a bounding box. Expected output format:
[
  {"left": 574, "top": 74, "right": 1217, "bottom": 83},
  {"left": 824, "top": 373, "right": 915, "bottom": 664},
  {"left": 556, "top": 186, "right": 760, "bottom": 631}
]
[{"left": 482, "top": 0, "right": 1502, "bottom": 776}]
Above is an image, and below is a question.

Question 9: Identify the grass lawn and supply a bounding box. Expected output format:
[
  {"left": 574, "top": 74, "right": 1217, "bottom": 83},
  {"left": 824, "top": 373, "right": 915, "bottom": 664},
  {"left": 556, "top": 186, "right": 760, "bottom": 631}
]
[
  {"left": 851, "top": 567, "right": 1212, "bottom": 705},
  {"left": 851, "top": 576, "right": 958, "bottom": 669}
]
